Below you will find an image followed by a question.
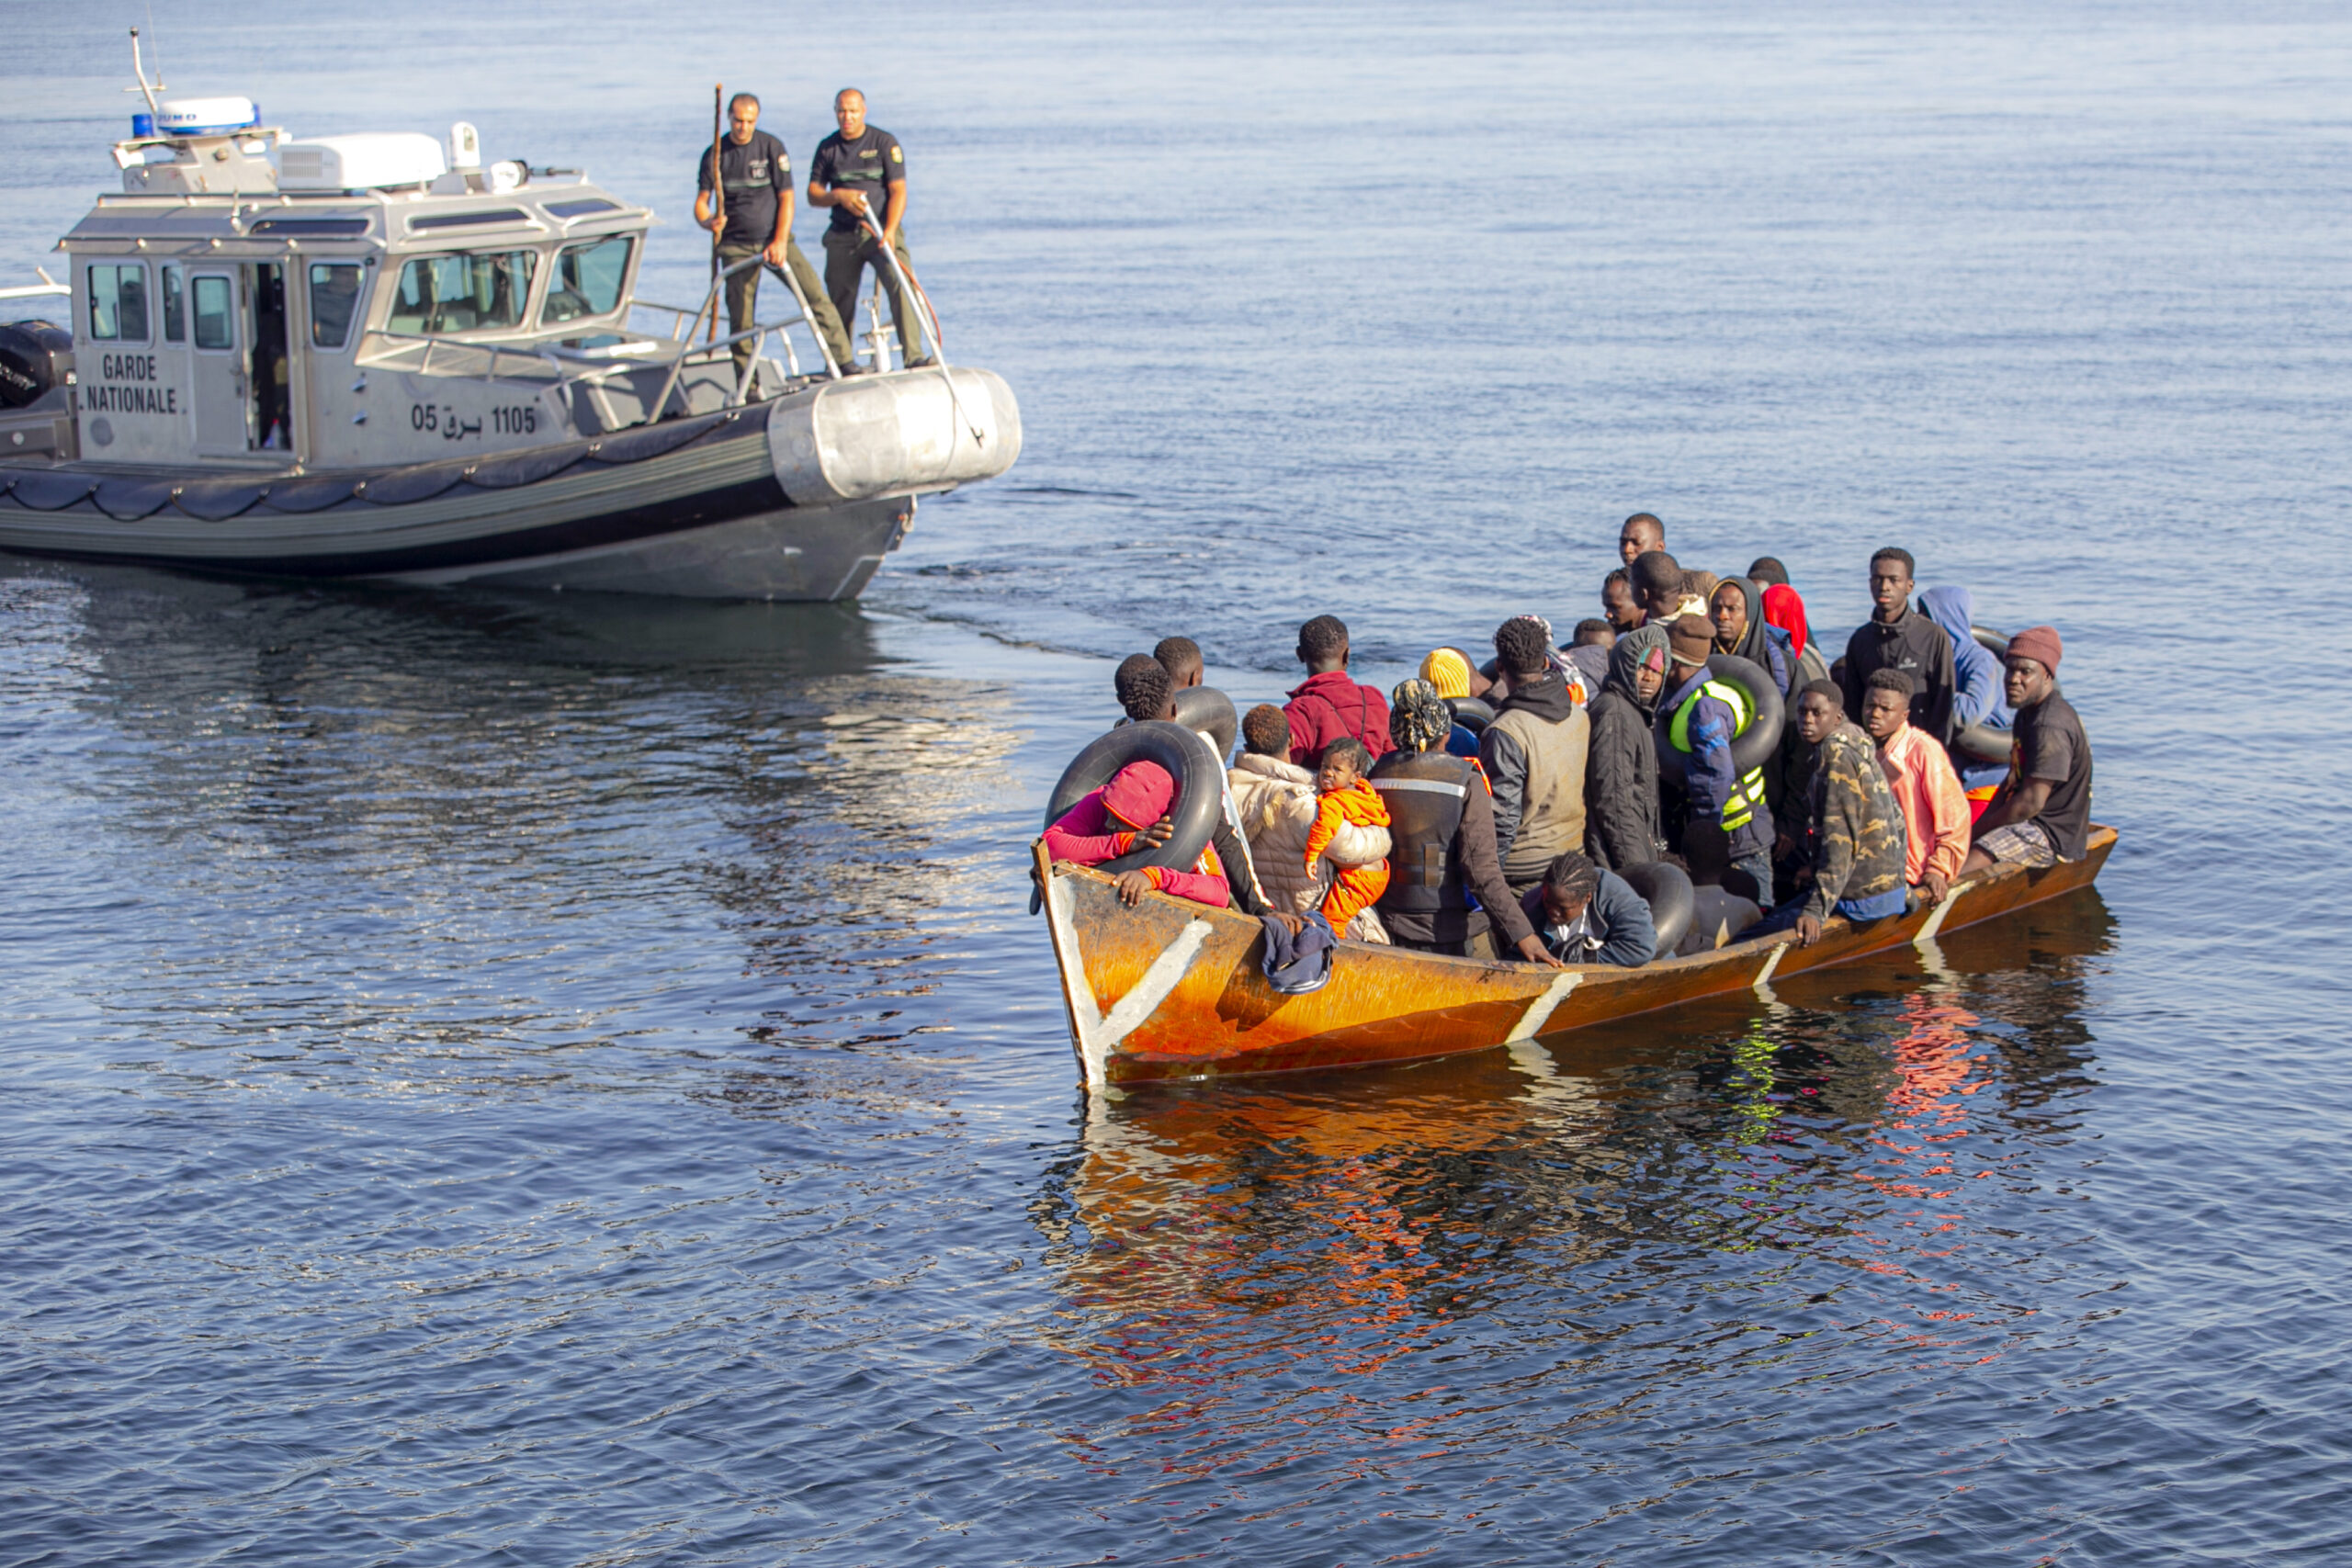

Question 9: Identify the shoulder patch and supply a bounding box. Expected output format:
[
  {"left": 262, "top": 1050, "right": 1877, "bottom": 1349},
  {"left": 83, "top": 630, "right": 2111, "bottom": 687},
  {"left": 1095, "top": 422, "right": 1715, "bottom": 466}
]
[{"left": 890, "top": 145, "right": 903, "bottom": 163}]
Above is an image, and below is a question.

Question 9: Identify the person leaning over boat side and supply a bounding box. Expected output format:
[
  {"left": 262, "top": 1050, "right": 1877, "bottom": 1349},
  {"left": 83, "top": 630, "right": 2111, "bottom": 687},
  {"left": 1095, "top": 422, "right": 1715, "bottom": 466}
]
[
  {"left": 1862, "top": 668, "right": 1970, "bottom": 905},
  {"left": 1753, "top": 681, "right": 1910, "bottom": 946},
  {"left": 1043, "top": 761, "right": 1231, "bottom": 908},
  {"left": 1112, "top": 654, "right": 1272, "bottom": 916},
  {"left": 1583, "top": 622, "right": 1669, "bottom": 874},
  {"left": 1620, "top": 512, "right": 1666, "bottom": 568},
  {"left": 695, "top": 92, "right": 857, "bottom": 380},
  {"left": 808, "top": 88, "right": 932, "bottom": 368},
  {"left": 1482, "top": 615, "right": 1592, "bottom": 896},
  {"left": 1963, "top": 626, "right": 2093, "bottom": 874},
  {"left": 1841, "top": 547, "right": 1957, "bottom": 744},
  {"left": 1520, "top": 851, "right": 1657, "bottom": 967},
  {"left": 1154, "top": 636, "right": 1204, "bottom": 690},
  {"left": 1370, "top": 680, "right": 1553, "bottom": 964},
  {"left": 1283, "top": 615, "right": 1392, "bottom": 770},
  {"left": 1658, "top": 615, "right": 1776, "bottom": 900}
]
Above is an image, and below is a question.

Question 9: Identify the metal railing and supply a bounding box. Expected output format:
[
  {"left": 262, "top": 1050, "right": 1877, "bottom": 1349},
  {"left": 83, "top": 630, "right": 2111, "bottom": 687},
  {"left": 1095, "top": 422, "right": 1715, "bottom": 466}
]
[
  {"left": 0, "top": 267, "right": 68, "bottom": 304},
  {"left": 345, "top": 241, "right": 958, "bottom": 434}
]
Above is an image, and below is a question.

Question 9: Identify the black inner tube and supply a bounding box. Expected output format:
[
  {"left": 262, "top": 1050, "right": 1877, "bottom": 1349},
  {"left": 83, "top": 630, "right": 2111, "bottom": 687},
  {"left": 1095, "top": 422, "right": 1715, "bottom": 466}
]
[
  {"left": 1039, "top": 720, "right": 1222, "bottom": 876},
  {"left": 1653, "top": 653, "right": 1784, "bottom": 777},
  {"left": 1170, "top": 685, "right": 1238, "bottom": 763},
  {"left": 1446, "top": 695, "right": 1495, "bottom": 737},
  {"left": 1618, "top": 860, "right": 1694, "bottom": 959}
]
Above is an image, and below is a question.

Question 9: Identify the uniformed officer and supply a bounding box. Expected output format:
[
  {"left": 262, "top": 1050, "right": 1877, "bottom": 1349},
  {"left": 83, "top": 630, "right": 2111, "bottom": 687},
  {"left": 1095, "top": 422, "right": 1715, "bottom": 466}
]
[
  {"left": 694, "top": 92, "right": 856, "bottom": 378},
  {"left": 807, "top": 88, "right": 932, "bottom": 368}
]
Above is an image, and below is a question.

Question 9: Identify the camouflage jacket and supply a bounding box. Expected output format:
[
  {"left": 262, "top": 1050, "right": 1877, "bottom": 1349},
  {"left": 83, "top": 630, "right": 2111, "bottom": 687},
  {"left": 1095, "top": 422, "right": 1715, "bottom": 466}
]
[{"left": 1803, "top": 721, "right": 1908, "bottom": 922}]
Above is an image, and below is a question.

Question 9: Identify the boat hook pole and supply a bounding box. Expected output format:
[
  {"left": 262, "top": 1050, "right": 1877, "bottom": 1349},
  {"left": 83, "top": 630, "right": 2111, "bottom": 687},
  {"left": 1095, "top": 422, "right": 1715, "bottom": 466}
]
[{"left": 704, "top": 84, "right": 725, "bottom": 346}]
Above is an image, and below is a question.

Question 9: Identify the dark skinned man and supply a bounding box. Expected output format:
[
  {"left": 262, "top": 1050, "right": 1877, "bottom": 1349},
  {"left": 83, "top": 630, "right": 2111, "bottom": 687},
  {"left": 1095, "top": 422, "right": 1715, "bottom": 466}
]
[
  {"left": 1963, "top": 626, "right": 2092, "bottom": 874},
  {"left": 695, "top": 92, "right": 855, "bottom": 380},
  {"left": 1755, "top": 682, "right": 1908, "bottom": 947},
  {"left": 808, "top": 88, "right": 931, "bottom": 368},
  {"left": 1618, "top": 513, "right": 1665, "bottom": 568},
  {"left": 1840, "top": 546, "right": 1956, "bottom": 744}
]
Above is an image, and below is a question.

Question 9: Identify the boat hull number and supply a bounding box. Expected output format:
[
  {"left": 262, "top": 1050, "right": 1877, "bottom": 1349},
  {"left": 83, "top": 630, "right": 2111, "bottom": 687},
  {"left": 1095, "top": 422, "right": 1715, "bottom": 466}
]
[{"left": 411, "top": 403, "right": 538, "bottom": 440}]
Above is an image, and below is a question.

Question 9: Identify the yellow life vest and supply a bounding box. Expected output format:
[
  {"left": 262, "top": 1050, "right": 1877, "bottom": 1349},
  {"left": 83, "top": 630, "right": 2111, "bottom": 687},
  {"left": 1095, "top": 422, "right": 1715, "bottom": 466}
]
[{"left": 1668, "top": 679, "right": 1768, "bottom": 832}]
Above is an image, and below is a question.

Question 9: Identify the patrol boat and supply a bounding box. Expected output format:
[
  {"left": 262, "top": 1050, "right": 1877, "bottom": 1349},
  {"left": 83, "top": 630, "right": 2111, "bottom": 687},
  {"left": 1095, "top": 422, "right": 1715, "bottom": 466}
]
[{"left": 0, "top": 42, "right": 1020, "bottom": 600}]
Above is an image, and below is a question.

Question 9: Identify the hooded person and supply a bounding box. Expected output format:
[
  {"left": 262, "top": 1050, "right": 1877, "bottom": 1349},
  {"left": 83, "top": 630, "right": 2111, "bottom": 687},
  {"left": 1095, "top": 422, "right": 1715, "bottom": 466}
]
[
  {"left": 1709, "top": 576, "right": 1795, "bottom": 698},
  {"left": 1583, "top": 622, "right": 1669, "bottom": 872},
  {"left": 1042, "top": 760, "right": 1232, "bottom": 908},
  {"left": 1916, "top": 586, "right": 2014, "bottom": 798},
  {"left": 1370, "top": 679, "right": 1553, "bottom": 964},
  {"left": 1481, "top": 615, "right": 1594, "bottom": 893},
  {"left": 1761, "top": 581, "right": 1831, "bottom": 692}
]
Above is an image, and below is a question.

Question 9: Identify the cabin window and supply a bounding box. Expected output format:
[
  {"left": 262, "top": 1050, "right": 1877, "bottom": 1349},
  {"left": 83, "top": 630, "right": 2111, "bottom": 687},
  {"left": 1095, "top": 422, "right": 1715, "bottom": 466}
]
[
  {"left": 162, "top": 266, "right": 186, "bottom": 343},
  {"left": 308, "top": 264, "right": 364, "bottom": 348},
  {"left": 540, "top": 236, "right": 633, "bottom": 326},
  {"left": 88, "top": 264, "right": 150, "bottom": 341},
  {"left": 192, "top": 275, "right": 234, "bottom": 350},
  {"left": 385, "top": 250, "right": 537, "bottom": 335}
]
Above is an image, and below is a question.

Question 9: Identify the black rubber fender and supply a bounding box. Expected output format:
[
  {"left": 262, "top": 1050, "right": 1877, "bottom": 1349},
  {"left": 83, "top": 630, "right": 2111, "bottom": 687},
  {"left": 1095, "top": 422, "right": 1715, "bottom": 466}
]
[
  {"left": 1446, "top": 695, "right": 1495, "bottom": 737},
  {"left": 1170, "top": 685, "right": 1238, "bottom": 764},
  {"left": 1039, "top": 719, "right": 1222, "bottom": 877},
  {"left": 1971, "top": 625, "right": 2007, "bottom": 659},
  {"left": 1618, "top": 859, "right": 1694, "bottom": 960},
  {"left": 1654, "top": 653, "right": 1784, "bottom": 777},
  {"left": 1953, "top": 723, "right": 2014, "bottom": 765}
]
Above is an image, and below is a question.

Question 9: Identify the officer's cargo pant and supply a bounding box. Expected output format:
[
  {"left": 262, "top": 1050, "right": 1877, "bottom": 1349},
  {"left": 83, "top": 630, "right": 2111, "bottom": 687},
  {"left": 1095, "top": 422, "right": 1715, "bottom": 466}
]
[
  {"left": 822, "top": 226, "right": 929, "bottom": 366},
  {"left": 718, "top": 241, "right": 856, "bottom": 378}
]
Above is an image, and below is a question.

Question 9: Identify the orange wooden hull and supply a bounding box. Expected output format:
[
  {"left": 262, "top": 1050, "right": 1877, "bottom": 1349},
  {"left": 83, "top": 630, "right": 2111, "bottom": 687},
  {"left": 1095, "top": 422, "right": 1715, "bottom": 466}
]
[{"left": 1035, "top": 826, "right": 2117, "bottom": 1087}]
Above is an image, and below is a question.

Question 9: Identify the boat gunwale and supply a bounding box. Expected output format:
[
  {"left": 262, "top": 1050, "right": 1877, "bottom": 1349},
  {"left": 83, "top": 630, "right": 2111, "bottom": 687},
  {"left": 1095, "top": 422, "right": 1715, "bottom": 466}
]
[{"left": 1037, "top": 824, "right": 2117, "bottom": 1084}]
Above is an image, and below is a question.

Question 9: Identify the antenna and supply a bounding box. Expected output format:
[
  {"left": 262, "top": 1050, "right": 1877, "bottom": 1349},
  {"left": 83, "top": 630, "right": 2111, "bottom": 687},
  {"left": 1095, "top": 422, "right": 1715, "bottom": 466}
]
[{"left": 127, "top": 28, "right": 163, "bottom": 117}]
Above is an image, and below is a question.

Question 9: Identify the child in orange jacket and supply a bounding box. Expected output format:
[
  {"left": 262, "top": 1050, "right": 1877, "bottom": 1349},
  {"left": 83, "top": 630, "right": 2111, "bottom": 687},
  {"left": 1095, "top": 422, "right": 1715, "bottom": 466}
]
[{"left": 1304, "top": 739, "right": 1391, "bottom": 934}]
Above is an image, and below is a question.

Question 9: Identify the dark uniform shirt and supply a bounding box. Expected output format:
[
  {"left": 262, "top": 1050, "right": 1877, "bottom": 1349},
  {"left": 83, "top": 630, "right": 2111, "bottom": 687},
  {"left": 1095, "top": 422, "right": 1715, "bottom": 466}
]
[
  {"left": 809, "top": 126, "right": 904, "bottom": 231},
  {"left": 697, "top": 130, "right": 791, "bottom": 248}
]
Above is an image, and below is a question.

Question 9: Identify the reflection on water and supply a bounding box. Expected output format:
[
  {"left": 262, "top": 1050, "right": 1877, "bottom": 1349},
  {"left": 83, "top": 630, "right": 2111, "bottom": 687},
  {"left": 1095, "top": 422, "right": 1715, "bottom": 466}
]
[
  {"left": 1038, "top": 893, "right": 2113, "bottom": 1518},
  {"left": 6, "top": 558, "right": 1029, "bottom": 1080}
]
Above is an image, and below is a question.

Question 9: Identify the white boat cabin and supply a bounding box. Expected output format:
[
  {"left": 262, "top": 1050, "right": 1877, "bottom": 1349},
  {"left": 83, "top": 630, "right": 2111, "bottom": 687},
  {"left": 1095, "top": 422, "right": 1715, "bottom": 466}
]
[{"left": 51, "top": 101, "right": 738, "bottom": 475}]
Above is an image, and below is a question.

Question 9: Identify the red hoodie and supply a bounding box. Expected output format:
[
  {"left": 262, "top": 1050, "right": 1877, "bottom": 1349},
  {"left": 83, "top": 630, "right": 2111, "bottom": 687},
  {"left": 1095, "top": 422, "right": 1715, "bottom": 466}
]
[{"left": 1283, "top": 671, "right": 1392, "bottom": 770}]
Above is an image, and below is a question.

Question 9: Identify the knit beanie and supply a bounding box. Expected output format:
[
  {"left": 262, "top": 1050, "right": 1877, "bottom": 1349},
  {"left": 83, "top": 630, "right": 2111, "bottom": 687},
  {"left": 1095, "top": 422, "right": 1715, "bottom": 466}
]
[
  {"left": 1419, "top": 648, "right": 1472, "bottom": 700},
  {"left": 1668, "top": 615, "right": 1715, "bottom": 669},
  {"left": 2006, "top": 625, "right": 2063, "bottom": 673}
]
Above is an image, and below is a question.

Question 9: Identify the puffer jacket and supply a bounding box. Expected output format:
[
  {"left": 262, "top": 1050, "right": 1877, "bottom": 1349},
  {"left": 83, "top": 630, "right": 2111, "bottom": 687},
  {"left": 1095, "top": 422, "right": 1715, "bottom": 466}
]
[{"left": 1228, "top": 753, "right": 1392, "bottom": 923}]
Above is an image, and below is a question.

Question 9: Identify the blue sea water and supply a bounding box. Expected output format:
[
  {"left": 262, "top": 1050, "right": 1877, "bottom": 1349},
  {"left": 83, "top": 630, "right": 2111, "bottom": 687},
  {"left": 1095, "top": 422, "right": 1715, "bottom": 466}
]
[{"left": 4, "top": 2, "right": 2350, "bottom": 1562}]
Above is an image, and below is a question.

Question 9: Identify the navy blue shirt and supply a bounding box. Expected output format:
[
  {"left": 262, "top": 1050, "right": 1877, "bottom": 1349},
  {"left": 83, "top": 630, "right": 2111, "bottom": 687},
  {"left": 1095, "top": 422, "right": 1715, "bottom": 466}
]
[{"left": 810, "top": 126, "right": 905, "bottom": 231}]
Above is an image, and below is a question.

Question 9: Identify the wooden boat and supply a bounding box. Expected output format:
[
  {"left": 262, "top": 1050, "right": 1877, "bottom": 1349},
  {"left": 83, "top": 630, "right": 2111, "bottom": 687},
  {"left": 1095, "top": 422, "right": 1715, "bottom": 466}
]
[{"left": 1034, "top": 826, "right": 2117, "bottom": 1088}]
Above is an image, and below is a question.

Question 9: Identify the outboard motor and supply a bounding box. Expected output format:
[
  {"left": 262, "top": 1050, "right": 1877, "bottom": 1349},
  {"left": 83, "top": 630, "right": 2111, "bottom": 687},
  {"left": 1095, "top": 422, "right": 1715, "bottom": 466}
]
[{"left": 0, "top": 321, "right": 74, "bottom": 409}]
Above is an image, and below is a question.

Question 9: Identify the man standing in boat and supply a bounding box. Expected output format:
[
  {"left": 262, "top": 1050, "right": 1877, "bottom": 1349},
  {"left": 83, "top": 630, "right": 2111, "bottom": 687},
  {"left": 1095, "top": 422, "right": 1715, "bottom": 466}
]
[
  {"left": 695, "top": 92, "right": 857, "bottom": 380},
  {"left": 808, "top": 88, "right": 932, "bottom": 368}
]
